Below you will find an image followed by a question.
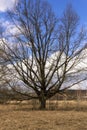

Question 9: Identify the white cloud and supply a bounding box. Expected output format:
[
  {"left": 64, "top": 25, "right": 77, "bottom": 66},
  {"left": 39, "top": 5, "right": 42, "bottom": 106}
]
[
  {"left": 0, "top": 0, "right": 17, "bottom": 12},
  {"left": 0, "top": 18, "right": 20, "bottom": 41}
]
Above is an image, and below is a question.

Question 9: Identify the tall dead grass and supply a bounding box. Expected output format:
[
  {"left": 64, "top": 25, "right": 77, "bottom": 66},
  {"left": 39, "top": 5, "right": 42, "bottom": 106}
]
[{"left": 4, "top": 99, "right": 87, "bottom": 111}]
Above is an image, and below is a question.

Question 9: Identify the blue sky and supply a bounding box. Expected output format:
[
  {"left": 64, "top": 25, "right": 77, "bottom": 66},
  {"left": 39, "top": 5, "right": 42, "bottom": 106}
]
[
  {"left": 0, "top": 0, "right": 87, "bottom": 25},
  {"left": 0, "top": 0, "right": 87, "bottom": 34},
  {"left": 47, "top": 0, "right": 87, "bottom": 25}
]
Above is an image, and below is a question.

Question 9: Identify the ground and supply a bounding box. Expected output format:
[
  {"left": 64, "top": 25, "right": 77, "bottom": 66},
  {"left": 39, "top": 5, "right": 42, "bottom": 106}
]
[{"left": 0, "top": 101, "right": 87, "bottom": 130}]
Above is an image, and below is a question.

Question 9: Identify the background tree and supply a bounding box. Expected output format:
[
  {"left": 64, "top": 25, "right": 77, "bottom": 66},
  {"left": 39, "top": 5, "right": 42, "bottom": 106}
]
[{"left": 0, "top": 0, "right": 87, "bottom": 109}]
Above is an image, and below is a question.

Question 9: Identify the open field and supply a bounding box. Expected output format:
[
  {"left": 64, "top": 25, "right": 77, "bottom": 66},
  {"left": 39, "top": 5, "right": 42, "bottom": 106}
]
[{"left": 0, "top": 101, "right": 87, "bottom": 130}]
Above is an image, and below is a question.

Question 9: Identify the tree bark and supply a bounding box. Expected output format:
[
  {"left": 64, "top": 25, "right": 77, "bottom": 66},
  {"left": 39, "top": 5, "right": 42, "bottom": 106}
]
[{"left": 39, "top": 97, "right": 46, "bottom": 110}]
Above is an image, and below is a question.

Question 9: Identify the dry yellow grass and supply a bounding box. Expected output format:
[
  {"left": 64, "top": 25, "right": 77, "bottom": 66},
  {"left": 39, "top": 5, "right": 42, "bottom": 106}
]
[{"left": 0, "top": 101, "right": 87, "bottom": 130}]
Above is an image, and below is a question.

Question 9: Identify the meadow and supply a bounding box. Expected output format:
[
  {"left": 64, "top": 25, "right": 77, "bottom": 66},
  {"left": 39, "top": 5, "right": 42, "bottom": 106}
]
[{"left": 0, "top": 100, "right": 87, "bottom": 130}]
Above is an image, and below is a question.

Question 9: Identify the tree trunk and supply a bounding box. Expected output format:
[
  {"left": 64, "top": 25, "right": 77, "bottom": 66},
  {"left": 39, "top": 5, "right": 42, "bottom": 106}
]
[{"left": 39, "top": 98, "right": 46, "bottom": 110}]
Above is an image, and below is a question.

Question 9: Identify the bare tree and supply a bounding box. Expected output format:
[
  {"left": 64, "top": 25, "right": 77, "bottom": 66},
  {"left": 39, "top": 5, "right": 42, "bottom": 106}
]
[
  {"left": 0, "top": 47, "right": 8, "bottom": 88},
  {"left": 0, "top": 0, "right": 87, "bottom": 109}
]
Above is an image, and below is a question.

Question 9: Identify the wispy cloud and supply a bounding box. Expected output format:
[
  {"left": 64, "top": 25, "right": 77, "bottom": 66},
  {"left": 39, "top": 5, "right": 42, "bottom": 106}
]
[
  {"left": 0, "top": 0, "right": 17, "bottom": 12},
  {"left": 0, "top": 17, "right": 19, "bottom": 43}
]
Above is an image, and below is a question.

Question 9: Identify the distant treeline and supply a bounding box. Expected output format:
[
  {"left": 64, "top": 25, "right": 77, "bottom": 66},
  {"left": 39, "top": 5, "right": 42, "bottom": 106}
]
[{"left": 0, "top": 88, "right": 87, "bottom": 104}]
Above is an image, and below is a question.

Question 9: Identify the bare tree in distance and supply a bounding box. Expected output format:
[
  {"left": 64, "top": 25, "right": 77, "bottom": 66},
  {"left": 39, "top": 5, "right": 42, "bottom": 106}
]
[{"left": 0, "top": 0, "right": 87, "bottom": 109}]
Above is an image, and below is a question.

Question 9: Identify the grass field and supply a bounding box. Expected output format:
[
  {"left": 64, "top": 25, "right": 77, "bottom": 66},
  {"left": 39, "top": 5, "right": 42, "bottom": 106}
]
[{"left": 0, "top": 100, "right": 87, "bottom": 130}]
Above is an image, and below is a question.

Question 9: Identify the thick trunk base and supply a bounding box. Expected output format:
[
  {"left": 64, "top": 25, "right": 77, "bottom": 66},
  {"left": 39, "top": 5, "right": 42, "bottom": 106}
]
[{"left": 39, "top": 99, "right": 46, "bottom": 110}]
